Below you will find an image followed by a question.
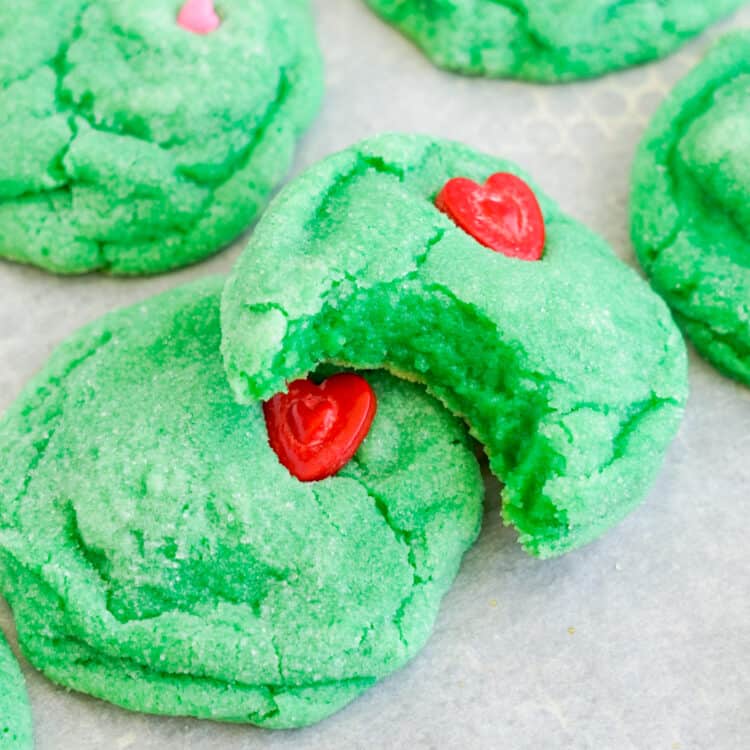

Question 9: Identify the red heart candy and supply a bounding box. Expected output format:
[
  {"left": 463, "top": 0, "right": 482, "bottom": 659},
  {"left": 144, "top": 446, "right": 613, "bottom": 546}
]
[
  {"left": 435, "top": 172, "right": 545, "bottom": 260},
  {"left": 178, "top": 0, "right": 221, "bottom": 35},
  {"left": 263, "top": 374, "right": 378, "bottom": 482}
]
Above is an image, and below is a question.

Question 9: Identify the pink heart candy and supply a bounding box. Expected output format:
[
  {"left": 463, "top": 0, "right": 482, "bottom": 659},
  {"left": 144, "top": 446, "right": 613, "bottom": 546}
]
[{"left": 178, "top": 0, "right": 220, "bottom": 35}]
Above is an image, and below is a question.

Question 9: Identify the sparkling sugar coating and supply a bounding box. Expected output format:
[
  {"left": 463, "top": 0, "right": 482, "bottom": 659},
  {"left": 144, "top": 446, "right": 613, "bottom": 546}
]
[
  {"left": 0, "top": 278, "right": 483, "bottom": 729},
  {"left": 632, "top": 31, "right": 750, "bottom": 385},
  {"left": 0, "top": 0, "right": 322, "bottom": 274}
]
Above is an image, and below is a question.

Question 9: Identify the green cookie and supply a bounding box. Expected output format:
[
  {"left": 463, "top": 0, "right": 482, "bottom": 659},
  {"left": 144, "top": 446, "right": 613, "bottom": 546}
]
[
  {"left": 363, "top": 0, "right": 744, "bottom": 82},
  {"left": 221, "top": 133, "right": 688, "bottom": 559},
  {"left": 0, "top": 278, "right": 482, "bottom": 729},
  {"left": 0, "top": 631, "right": 33, "bottom": 749},
  {"left": 632, "top": 32, "right": 750, "bottom": 386},
  {"left": 0, "top": 0, "right": 322, "bottom": 275}
]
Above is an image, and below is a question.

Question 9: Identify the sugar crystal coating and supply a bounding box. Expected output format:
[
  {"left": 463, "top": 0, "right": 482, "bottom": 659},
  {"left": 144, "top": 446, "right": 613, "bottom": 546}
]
[
  {"left": 0, "top": 278, "right": 483, "bottom": 729},
  {"left": 0, "top": 0, "right": 322, "bottom": 274},
  {"left": 0, "top": 632, "right": 33, "bottom": 749},
  {"left": 364, "top": 0, "right": 744, "bottom": 82},
  {"left": 632, "top": 31, "right": 750, "bottom": 385}
]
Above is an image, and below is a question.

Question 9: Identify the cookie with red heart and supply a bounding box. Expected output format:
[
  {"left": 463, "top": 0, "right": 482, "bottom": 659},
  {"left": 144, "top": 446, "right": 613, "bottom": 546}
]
[
  {"left": 222, "top": 133, "right": 689, "bottom": 558},
  {"left": 0, "top": 277, "right": 483, "bottom": 729}
]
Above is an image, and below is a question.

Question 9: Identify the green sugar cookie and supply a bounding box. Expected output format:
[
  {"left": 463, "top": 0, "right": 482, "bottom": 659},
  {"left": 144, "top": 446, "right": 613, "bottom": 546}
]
[
  {"left": 0, "top": 278, "right": 483, "bottom": 729},
  {"left": 221, "top": 133, "right": 689, "bottom": 559},
  {"left": 0, "top": 631, "right": 33, "bottom": 749},
  {"left": 363, "top": 0, "right": 744, "bottom": 82},
  {"left": 0, "top": 0, "right": 322, "bottom": 275},
  {"left": 632, "top": 32, "right": 750, "bottom": 386}
]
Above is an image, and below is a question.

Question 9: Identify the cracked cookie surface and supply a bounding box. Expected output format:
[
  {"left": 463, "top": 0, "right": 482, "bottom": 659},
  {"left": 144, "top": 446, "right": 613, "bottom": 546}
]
[
  {"left": 631, "top": 32, "right": 750, "bottom": 386},
  {"left": 0, "top": 0, "right": 322, "bottom": 275},
  {"left": 363, "top": 0, "right": 744, "bottom": 81},
  {"left": 221, "top": 133, "right": 688, "bottom": 558},
  {"left": 0, "top": 632, "right": 32, "bottom": 748},
  {"left": 0, "top": 277, "right": 482, "bottom": 729}
]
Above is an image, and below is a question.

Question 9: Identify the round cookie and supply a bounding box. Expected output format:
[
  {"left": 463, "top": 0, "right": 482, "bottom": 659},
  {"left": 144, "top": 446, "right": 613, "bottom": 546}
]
[
  {"left": 631, "top": 32, "right": 750, "bottom": 386},
  {"left": 363, "top": 0, "right": 744, "bottom": 82},
  {"left": 0, "top": 278, "right": 482, "bottom": 729},
  {"left": 0, "top": 631, "right": 33, "bottom": 749},
  {"left": 221, "top": 133, "right": 689, "bottom": 559},
  {"left": 0, "top": 0, "right": 322, "bottom": 275}
]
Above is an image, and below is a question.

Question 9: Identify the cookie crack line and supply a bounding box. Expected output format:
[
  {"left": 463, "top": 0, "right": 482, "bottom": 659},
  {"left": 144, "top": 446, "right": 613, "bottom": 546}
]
[
  {"left": 7, "top": 499, "right": 388, "bottom": 716},
  {"left": 651, "top": 66, "right": 750, "bottom": 258},
  {"left": 31, "top": 625, "right": 374, "bottom": 715},
  {"left": 49, "top": 1, "right": 291, "bottom": 182},
  {"left": 3, "top": 329, "right": 114, "bottom": 526},
  {"left": 351, "top": 471, "right": 426, "bottom": 650},
  {"left": 11, "top": 465, "right": 428, "bottom": 707},
  {"left": 304, "top": 153, "right": 406, "bottom": 234},
  {"left": 301, "top": 150, "right": 568, "bottom": 316},
  {"left": 674, "top": 306, "right": 750, "bottom": 358},
  {"left": 302, "top": 142, "right": 462, "bottom": 234},
  {"left": 311, "top": 464, "right": 426, "bottom": 653},
  {"left": 57, "top": 500, "right": 288, "bottom": 627},
  {"left": 571, "top": 394, "right": 681, "bottom": 470},
  {"left": 0, "top": 1, "right": 92, "bottom": 202},
  {"left": 0, "top": 2, "right": 300, "bottom": 259},
  {"left": 486, "top": 0, "right": 552, "bottom": 57}
]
